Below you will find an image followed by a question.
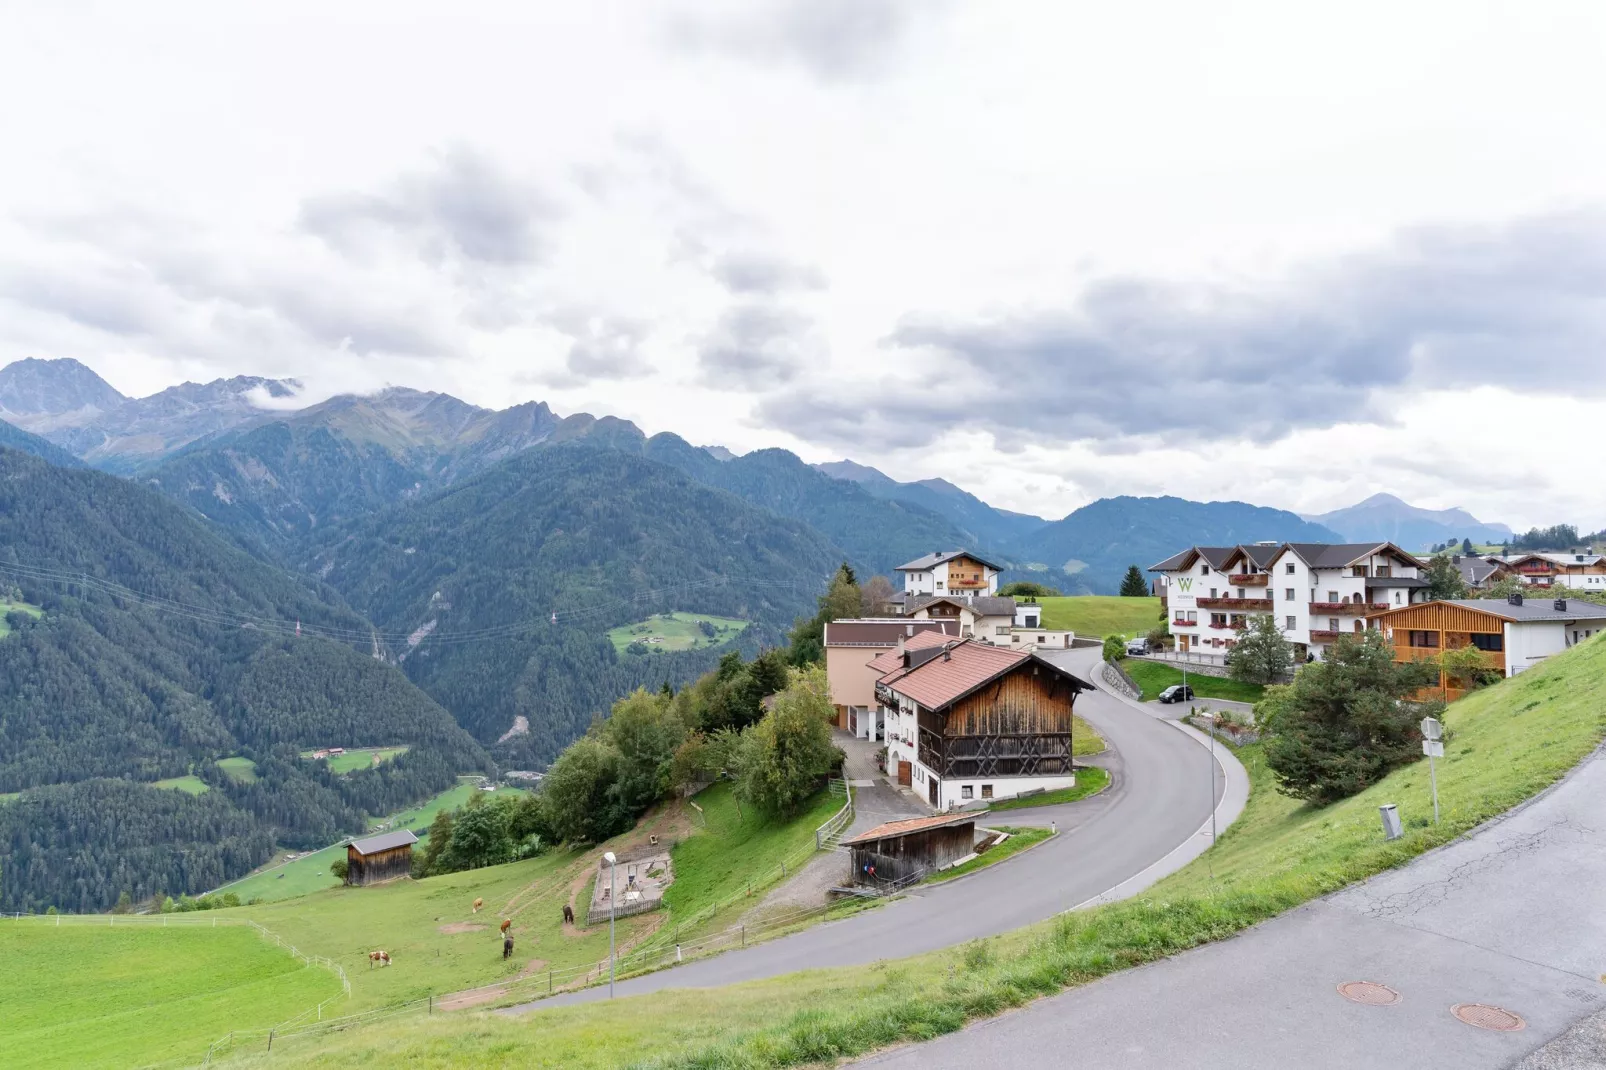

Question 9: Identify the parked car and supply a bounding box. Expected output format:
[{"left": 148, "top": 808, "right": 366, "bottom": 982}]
[
  {"left": 1125, "top": 638, "right": 1150, "bottom": 656},
  {"left": 1157, "top": 684, "right": 1195, "bottom": 704}
]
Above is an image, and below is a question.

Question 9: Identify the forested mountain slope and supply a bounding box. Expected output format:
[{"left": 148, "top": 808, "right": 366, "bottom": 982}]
[
  {"left": 813, "top": 458, "right": 1047, "bottom": 550},
  {"left": 0, "top": 447, "right": 488, "bottom": 911},
  {"left": 0, "top": 417, "right": 84, "bottom": 468},
  {"left": 304, "top": 445, "right": 841, "bottom": 765},
  {"left": 641, "top": 434, "right": 980, "bottom": 576}
]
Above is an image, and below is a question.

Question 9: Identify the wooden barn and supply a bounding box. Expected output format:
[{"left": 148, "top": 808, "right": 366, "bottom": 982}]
[
  {"left": 345, "top": 829, "right": 418, "bottom": 887},
  {"left": 878, "top": 639, "right": 1093, "bottom": 810},
  {"left": 843, "top": 812, "right": 982, "bottom": 887}
]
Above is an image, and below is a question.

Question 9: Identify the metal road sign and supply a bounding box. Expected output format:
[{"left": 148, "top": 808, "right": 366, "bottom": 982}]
[
  {"left": 1422, "top": 740, "right": 1445, "bottom": 758},
  {"left": 1421, "top": 717, "right": 1442, "bottom": 740}
]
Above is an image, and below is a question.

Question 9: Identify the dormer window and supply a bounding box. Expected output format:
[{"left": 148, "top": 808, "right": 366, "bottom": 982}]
[{"left": 1200, "top": 564, "right": 1209, "bottom": 576}]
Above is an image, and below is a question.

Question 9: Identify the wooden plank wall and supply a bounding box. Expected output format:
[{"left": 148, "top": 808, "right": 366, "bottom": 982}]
[
  {"left": 944, "top": 667, "right": 1076, "bottom": 737},
  {"left": 1380, "top": 602, "right": 1505, "bottom": 634}
]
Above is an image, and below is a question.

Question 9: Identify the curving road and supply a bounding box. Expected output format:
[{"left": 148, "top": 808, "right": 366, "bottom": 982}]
[{"left": 507, "top": 648, "right": 1245, "bottom": 1014}]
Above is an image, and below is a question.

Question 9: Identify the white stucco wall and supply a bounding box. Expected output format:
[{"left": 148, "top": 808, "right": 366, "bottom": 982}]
[{"left": 1504, "top": 620, "right": 1566, "bottom": 676}]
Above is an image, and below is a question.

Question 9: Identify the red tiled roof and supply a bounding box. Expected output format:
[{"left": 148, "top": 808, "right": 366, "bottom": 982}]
[
  {"left": 865, "top": 630, "right": 954, "bottom": 674},
  {"left": 824, "top": 618, "right": 958, "bottom": 648},
  {"left": 841, "top": 810, "right": 983, "bottom": 847},
  {"left": 880, "top": 640, "right": 1030, "bottom": 710}
]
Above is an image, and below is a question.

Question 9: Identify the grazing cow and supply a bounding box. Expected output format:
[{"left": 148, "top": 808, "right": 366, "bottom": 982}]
[
  {"left": 472, "top": 897, "right": 483, "bottom": 914},
  {"left": 368, "top": 950, "right": 391, "bottom": 968},
  {"left": 502, "top": 934, "right": 514, "bottom": 960},
  {"left": 499, "top": 919, "right": 511, "bottom": 936},
  {"left": 562, "top": 903, "right": 574, "bottom": 926}
]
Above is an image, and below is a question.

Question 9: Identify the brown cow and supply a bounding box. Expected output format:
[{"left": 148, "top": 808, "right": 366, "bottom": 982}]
[
  {"left": 472, "top": 897, "right": 483, "bottom": 914},
  {"left": 368, "top": 950, "right": 391, "bottom": 968},
  {"left": 562, "top": 903, "right": 575, "bottom": 926},
  {"left": 499, "top": 918, "right": 511, "bottom": 936}
]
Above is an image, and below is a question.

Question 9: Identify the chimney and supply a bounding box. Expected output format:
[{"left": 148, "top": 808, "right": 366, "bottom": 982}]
[
  {"left": 1508, "top": 592, "right": 1523, "bottom": 606},
  {"left": 905, "top": 623, "right": 913, "bottom": 637},
  {"left": 895, "top": 636, "right": 906, "bottom": 657},
  {"left": 1452, "top": 554, "right": 1461, "bottom": 564},
  {"left": 1555, "top": 598, "right": 1568, "bottom": 612},
  {"left": 942, "top": 648, "right": 951, "bottom": 661}
]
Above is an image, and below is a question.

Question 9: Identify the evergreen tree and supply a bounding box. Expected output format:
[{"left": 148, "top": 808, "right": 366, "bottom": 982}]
[
  {"left": 1118, "top": 565, "right": 1149, "bottom": 597},
  {"left": 1423, "top": 554, "right": 1469, "bottom": 601},
  {"left": 1262, "top": 632, "right": 1442, "bottom": 804},
  {"left": 1461, "top": 537, "right": 1474, "bottom": 555}
]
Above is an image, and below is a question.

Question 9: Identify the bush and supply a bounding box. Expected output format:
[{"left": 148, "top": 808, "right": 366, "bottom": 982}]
[
  {"left": 1144, "top": 626, "right": 1170, "bottom": 650},
  {"left": 998, "top": 581, "right": 1061, "bottom": 599},
  {"left": 1101, "top": 634, "right": 1126, "bottom": 662},
  {"left": 734, "top": 667, "right": 842, "bottom": 819},
  {"left": 329, "top": 856, "right": 349, "bottom": 881},
  {"left": 1263, "top": 632, "right": 1443, "bottom": 804}
]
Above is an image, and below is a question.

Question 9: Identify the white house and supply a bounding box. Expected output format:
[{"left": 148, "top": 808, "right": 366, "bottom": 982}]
[
  {"left": 1151, "top": 541, "right": 1430, "bottom": 661},
  {"left": 895, "top": 551, "right": 1004, "bottom": 599}
]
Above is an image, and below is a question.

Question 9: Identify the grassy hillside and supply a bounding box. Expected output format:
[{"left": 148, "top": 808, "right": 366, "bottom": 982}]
[
  {"left": 608, "top": 612, "right": 748, "bottom": 655},
  {"left": 233, "top": 633, "right": 1606, "bottom": 1069},
  {"left": 0, "top": 596, "right": 42, "bottom": 638},
  {"left": 0, "top": 921, "right": 340, "bottom": 1070},
  {"left": 1029, "top": 595, "right": 1160, "bottom": 637}
]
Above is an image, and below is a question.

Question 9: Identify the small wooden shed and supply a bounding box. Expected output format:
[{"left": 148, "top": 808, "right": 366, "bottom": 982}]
[
  {"left": 842, "top": 812, "right": 982, "bottom": 887},
  {"left": 345, "top": 829, "right": 418, "bottom": 887}
]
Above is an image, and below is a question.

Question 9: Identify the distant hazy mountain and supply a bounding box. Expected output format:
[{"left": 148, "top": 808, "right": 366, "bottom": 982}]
[
  {"left": 813, "top": 459, "right": 1047, "bottom": 549},
  {"left": 0, "top": 356, "right": 127, "bottom": 418},
  {"left": 1017, "top": 496, "right": 1345, "bottom": 594},
  {"left": 0, "top": 358, "right": 302, "bottom": 472},
  {"left": 1304, "top": 493, "right": 1512, "bottom": 549},
  {"left": 0, "top": 418, "right": 85, "bottom": 468}
]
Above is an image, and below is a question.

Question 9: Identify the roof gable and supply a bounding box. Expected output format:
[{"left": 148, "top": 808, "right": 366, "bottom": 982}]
[
  {"left": 881, "top": 640, "right": 1091, "bottom": 712},
  {"left": 895, "top": 550, "right": 1008, "bottom": 573}
]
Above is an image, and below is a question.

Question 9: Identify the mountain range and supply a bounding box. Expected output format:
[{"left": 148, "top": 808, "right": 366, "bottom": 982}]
[{"left": 1302, "top": 492, "right": 1513, "bottom": 549}]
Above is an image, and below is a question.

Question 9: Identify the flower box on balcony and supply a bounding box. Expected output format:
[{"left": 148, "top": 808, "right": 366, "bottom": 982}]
[{"left": 1229, "top": 574, "right": 1269, "bottom": 586}]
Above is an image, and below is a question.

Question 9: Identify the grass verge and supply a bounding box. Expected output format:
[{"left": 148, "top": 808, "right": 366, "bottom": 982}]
[
  {"left": 1124, "top": 659, "right": 1266, "bottom": 704},
  {"left": 1071, "top": 713, "right": 1105, "bottom": 756},
  {"left": 984, "top": 767, "right": 1110, "bottom": 812},
  {"left": 230, "top": 632, "right": 1606, "bottom": 1070},
  {"left": 922, "top": 827, "right": 1052, "bottom": 885}
]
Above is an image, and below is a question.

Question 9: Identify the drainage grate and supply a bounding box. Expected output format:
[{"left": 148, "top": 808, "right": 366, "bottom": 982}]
[
  {"left": 1451, "top": 1004, "right": 1526, "bottom": 1032},
  {"left": 1337, "top": 981, "right": 1402, "bottom": 1006}
]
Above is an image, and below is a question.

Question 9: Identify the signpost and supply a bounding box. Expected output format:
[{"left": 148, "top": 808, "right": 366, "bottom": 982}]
[{"left": 1421, "top": 717, "right": 1442, "bottom": 824}]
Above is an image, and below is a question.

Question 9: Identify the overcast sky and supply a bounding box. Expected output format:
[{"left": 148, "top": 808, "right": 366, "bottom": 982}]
[{"left": 3, "top": 0, "right": 1605, "bottom": 529}]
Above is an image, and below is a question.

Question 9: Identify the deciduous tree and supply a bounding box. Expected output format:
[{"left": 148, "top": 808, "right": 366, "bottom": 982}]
[
  {"left": 1227, "top": 615, "right": 1293, "bottom": 685},
  {"left": 734, "top": 667, "right": 842, "bottom": 818},
  {"left": 1423, "top": 553, "right": 1469, "bottom": 600}
]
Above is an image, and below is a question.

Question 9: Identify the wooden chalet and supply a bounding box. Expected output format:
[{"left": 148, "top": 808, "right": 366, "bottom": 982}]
[
  {"left": 878, "top": 639, "right": 1094, "bottom": 810},
  {"left": 842, "top": 811, "right": 981, "bottom": 887},
  {"left": 345, "top": 829, "right": 418, "bottom": 887},
  {"left": 1369, "top": 594, "right": 1606, "bottom": 700}
]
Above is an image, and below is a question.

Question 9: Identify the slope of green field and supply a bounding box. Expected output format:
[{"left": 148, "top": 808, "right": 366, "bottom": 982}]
[
  {"left": 608, "top": 612, "right": 748, "bottom": 654},
  {"left": 217, "top": 756, "right": 259, "bottom": 784},
  {"left": 1123, "top": 660, "right": 1266, "bottom": 704},
  {"left": 0, "top": 922, "right": 340, "bottom": 1070},
  {"left": 151, "top": 774, "right": 210, "bottom": 795},
  {"left": 1029, "top": 595, "right": 1160, "bottom": 638},
  {"left": 0, "top": 597, "right": 43, "bottom": 639},
  {"left": 236, "top": 635, "right": 1606, "bottom": 1070},
  {"left": 299, "top": 746, "right": 410, "bottom": 774}
]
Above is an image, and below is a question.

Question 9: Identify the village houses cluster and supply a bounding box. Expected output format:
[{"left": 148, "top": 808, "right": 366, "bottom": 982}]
[{"left": 1149, "top": 542, "right": 1606, "bottom": 699}]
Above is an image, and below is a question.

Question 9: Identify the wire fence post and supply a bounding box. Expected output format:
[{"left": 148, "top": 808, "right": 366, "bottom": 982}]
[{"left": 267, "top": 1029, "right": 274, "bottom": 1052}]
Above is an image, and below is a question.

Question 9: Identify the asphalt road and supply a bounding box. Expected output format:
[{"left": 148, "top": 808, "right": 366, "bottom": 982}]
[
  {"left": 855, "top": 742, "right": 1606, "bottom": 1070},
  {"left": 507, "top": 648, "right": 1236, "bottom": 1013}
]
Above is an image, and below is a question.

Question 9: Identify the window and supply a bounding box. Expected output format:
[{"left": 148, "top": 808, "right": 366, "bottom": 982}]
[
  {"left": 1470, "top": 633, "right": 1503, "bottom": 652},
  {"left": 1025, "top": 616, "right": 1039, "bottom": 628},
  {"left": 1201, "top": 565, "right": 1210, "bottom": 576},
  {"left": 961, "top": 785, "right": 974, "bottom": 800},
  {"left": 1409, "top": 630, "right": 1440, "bottom": 648},
  {"left": 1012, "top": 634, "right": 1021, "bottom": 643},
  {"left": 1327, "top": 591, "right": 1338, "bottom": 602},
  {"left": 1237, "top": 588, "right": 1245, "bottom": 598},
  {"left": 1395, "top": 591, "right": 1403, "bottom": 604},
  {"left": 1186, "top": 611, "right": 1197, "bottom": 623},
  {"left": 1038, "top": 635, "right": 1046, "bottom": 643},
  {"left": 936, "top": 582, "right": 943, "bottom": 589},
  {"left": 1285, "top": 615, "right": 1296, "bottom": 630},
  {"left": 1285, "top": 588, "right": 1295, "bottom": 601},
  {"left": 995, "top": 625, "right": 1010, "bottom": 635},
  {"left": 1210, "top": 587, "right": 1218, "bottom": 598},
  {"left": 980, "top": 784, "right": 994, "bottom": 799},
  {"left": 1286, "top": 563, "right": 1296, "bottom": 574},
  {"left": 1211, "top": 613, "right": 1226, "bottom": 627},
  {"left": 1328, "top": 618, "right": 1338, "bottom": 631}
]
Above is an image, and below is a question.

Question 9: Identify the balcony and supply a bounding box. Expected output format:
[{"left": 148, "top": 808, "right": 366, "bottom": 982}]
[
  {"left": 1196, "top": 597, "right": 1271, "bottom": 610},
  {"left": 1229, "top": 574, "right": 1269, "bottom": 586},
  {"left": 1311, "top": 602, "right": 1388, "bottom": 615},
  {"left": 1171, "top": 618, "right": 1193, "bottom": 628},
  {"left": 1308, "top": 630, "right": 1340, "bottom": 642}
]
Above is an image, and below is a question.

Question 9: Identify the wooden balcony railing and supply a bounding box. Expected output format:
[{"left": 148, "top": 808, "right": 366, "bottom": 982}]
[
  {"left": 1394, "top": 644, "right": 1503, "bottom": 669},
  {"left": 1229, "top": 574, "right": 1269, "bottom": 586},
  {"left": 1309, "top": 630, "right": 1341, "bottom": 642},
  {"left": 1196, "top": 597, "right": 1272, "bottom": 610},
  {"left": 1311, "top": 602, "right": 1388, "bottom": 615}
]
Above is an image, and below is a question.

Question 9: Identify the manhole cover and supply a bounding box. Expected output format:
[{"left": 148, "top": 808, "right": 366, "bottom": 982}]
[
  {"left": 1337, "top": 981, "right": 1401, "bottom": 1006},
  {"left": 1451, "top": 1004, "right": 1526, "bottom": 1031}
]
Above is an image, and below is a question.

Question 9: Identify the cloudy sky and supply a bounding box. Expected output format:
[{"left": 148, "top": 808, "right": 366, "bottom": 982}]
[{"left": 3, "top": 0, "right": 1605, "bottom": 529}]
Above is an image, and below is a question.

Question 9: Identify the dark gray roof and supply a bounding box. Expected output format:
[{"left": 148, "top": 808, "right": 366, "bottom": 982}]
[
  {"left": 349, "top": 829, "right": 419, "bottom": 855},
  {"left": 1452, "top": 557, "right": 1501, "bottom": 585},
  {"left": 823, "top": 619, "right": 958, "bottom": 647},
  {"left": 895, "top": 550, "right": 1009, "bottom": 573},
  {"left": 1283, "top": 542, "right": 1425, "bottom": 569},
  {"left": 906, "top": 594, "right": 1018, "bottom": 617},
  {"left": 1446, "top": 598, "right": 1606, "bottom": 622},
  {"left": 1148, "top": 546, "right": 1238, "bottom": 572}
]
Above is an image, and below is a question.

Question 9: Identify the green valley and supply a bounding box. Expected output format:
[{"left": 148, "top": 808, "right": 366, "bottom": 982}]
[{"left": 609, "top": 611, "right": 749, "bottom": 654}]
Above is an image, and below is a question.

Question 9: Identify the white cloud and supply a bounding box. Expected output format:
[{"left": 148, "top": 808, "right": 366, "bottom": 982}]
[{"left": 2, "top": 0, "right": 1605, "bottom": 532}]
